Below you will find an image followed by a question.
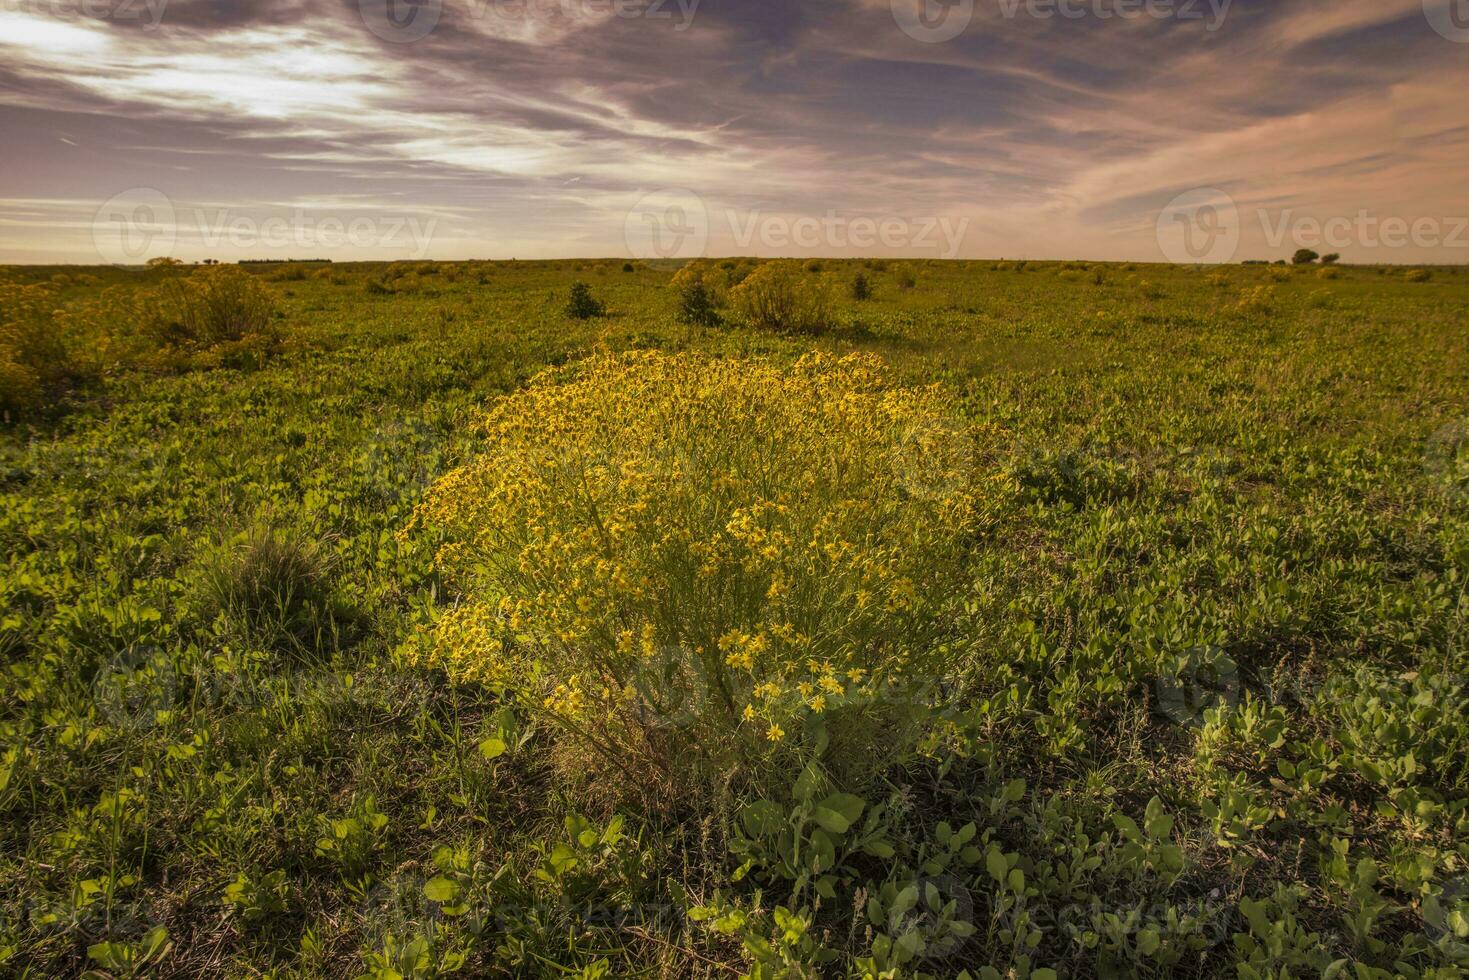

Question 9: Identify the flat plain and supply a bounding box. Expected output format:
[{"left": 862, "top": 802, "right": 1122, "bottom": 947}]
[{"left": 2, "top": 258, "right": 1467, "bottom": 979}]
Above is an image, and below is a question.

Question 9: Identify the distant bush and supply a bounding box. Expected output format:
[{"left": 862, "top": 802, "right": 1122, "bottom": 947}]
[
  {"left": 565, "top": 281, "right": 604, "bottom": 319},
  {"left": 404, "top": 352, "right": 989, "bottom": 796},
  {"left": 671, "top": 266, "right": 721, "bottom": 327},
  {"left": 1235, "top": 285, "right": 1277, "bottom": 315},
  {"left": 147, "top": 266, "right": 277, "bottom": 346},
  {"left": 622, "top": 262, "right": 636, "bottom": 273},
  {"left": 1292, "top": 249, "right": 1320, "bottom": 265},
  {"left": 1317, "top": 267, "right": 1340, "bottom": 280},
  {"left": 1321, "top": 253, "right": 1340, "bottom": 265},
  {"left": 1405, "top": 268, "right": 1432, "bottom": 283},
  {"left": 894, "top": 265, "right": 917, "bottom": 290},
  {"left": 803, "top": 259, "right": 824, "bottom": 274},
  {"left": 728, "top": 262, "right": 830, "bottom": 333},
  {"left": 850, "top": 272, "right": 871, "bottom": 301}
]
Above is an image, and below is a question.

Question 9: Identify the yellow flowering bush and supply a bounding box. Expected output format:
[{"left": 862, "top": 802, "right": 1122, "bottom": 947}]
[
  {"left": 727, "top": 261, "right": 831, "bottom": 333},
  {"left": 405, "top": 351, "right": 991, "bottom": 789},
  {"left": 669, "top": 259, "right": 728, "bottom": 304},
  {"left": 0, "top": 281, "right": 80, "bottom": 414}
]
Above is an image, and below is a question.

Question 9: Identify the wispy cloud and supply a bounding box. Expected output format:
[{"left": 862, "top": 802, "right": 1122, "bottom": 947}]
[{"left": 2, "top": 0, "right": 1464, "bottom": 262}]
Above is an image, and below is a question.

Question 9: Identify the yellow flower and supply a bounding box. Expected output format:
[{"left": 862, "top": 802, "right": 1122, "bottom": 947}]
[
  {"left": 742, "top": 705, "right": 757, "bottom": 722},
  {"left": 765, "top": 724, "right": 785, "bottom": 742},
  {"left": 809, "top": 695, "right": 826, "bottom": 713}
]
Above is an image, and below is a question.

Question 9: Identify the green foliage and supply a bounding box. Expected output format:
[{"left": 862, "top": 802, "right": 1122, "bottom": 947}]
[
  {"left": 146, "top": 264, "right": 278, "bottom": 345},
  {"left": 727, "top": 261, "right": 831, "bottom": 333},
  {"left": 189, "top": 522, "right": 343, "bottom": 655},
  {"left": 1, "top": 258, "right": 1467, "bottom": 977},
  {"left": 564, "top": 281, "right": 604, "bottom": 319}
]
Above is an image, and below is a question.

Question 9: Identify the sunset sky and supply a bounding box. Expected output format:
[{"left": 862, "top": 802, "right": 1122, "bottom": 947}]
[{"left": 2, "top": 0, "right": 1466, "bottom": 264}]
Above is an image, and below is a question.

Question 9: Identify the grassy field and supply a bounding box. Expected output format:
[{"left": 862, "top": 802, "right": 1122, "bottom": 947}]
[{"left": 2, "top": 257, "right": 1468, "bottom": 979}]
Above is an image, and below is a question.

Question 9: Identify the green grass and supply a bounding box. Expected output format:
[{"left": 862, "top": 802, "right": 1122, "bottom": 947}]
[{"left": 1, "top": 258, "right": 1467, "bottom": 978}]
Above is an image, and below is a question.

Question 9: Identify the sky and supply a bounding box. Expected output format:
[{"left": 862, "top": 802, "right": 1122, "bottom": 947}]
[{"left": 1, "top": 0, "right": 1467, "bottom": 264}]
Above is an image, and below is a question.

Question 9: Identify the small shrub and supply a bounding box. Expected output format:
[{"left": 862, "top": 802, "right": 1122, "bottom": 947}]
[
  {"left": 728, "top": 262, "right": 830, "bottom": 334},
  {"left": 671, "top": 260, "right": 730, "bottom": 326},
  {"left": 1405, "top": 268, "right": 1432, "bottom": 283},
  {"left": 191, "top": 524, "right": 337, "bottom": 655},
  {"left": 676, "top": 280, "right": 719, "bottom": 327},
  {"left": 1235, "top": 285, "right": 1277, "bottom": 315},
  {"left": 404, "top": 352, "right": 991, "bottom": 797},
  {"left": 802, "top": 259, "right": 824, "bottom": 274},
  {"left": 1292, "top": 249, "right": 1320, "bottom": 266},
  {"left": 565, "top": 281, "right": 604, "bottom": 319},
  {"left": 148, "top": 266, "right": 278, "bottom": 346},
  {"left": 1321, "top": 253, "right": 1340, "bottom": 265},
  {"left": 894, "top": 266, "right": 917, "bottom": 290},
  {"left": 851, "top": 272, "right": 871, "bottom": 301},
  {"left": 1317, "top": 267, "right": 1340, "bottom": 280},
  {"left": 622, "top": 262, "right": 636, "bottom": 273},
  {"left": 0, "top": 281, "right": 79, "bottom": 415}
]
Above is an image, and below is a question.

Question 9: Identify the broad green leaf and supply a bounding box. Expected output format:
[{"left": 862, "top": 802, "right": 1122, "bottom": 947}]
[
  {"left": 423, "top": 876, "right": 461, "bottom": 903},
  {"left": 741, "top": 800, "right": 785, "bottom": 839}
]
